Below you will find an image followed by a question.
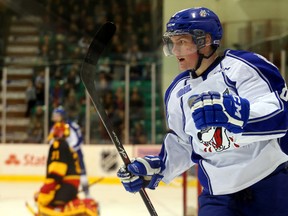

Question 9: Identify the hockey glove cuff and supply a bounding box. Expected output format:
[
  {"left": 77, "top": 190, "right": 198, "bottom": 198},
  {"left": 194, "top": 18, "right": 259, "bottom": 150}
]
[
  {"left": 190, "top": 91, "right": 250, "bottom": 133},
  {"left": 127, "top": 156, "right": 165, "bottom": 176}
]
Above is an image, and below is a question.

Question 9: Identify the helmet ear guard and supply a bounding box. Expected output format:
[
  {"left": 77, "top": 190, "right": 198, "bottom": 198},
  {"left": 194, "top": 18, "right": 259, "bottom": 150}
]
[{"left": 191, "top": 29, "right": 206, "bottom": 50}]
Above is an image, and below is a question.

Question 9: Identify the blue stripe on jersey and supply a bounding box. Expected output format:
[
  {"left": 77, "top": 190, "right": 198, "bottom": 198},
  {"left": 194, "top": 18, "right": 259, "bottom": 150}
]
[
  {"left": 225, "top": 50, "right": 288, "bottom": 136},
  {"left": 158, "top": 139, "right": 167, "bottom": 162},
  {"left": 198, "top": 160, "right": 213, "bottom": 194},
  {"left": 164, "top": 71, "right": 190, "bottom": 127},
  {"left": 180, "top": 96, "right": 185, "bottom": 132},
  {"left": 180, "top": 79, "right": 189, "bottom": 133},
  {"left": 164, "top": 70, "right": 190, "bottom": 105},
  {"left": 221, "top": 72, "right": 238, "bottom": 94}
]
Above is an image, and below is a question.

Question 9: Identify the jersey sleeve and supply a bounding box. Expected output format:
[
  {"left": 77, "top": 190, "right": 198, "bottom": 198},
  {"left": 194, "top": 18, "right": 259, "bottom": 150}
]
[
  {"left": 66, "top": 122, "right": 83, "bottom": 151},
  {"left": 160, "top": 131, "right": 195, "bottom": 183},
  {"left": 225, "top": 50, "right": 288, "bottom": 143}
]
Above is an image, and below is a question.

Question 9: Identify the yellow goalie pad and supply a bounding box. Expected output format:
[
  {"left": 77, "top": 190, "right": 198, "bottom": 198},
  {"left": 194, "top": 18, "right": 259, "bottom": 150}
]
[{"left": 38, "top": 198, "right": 99, "bottom": 216}]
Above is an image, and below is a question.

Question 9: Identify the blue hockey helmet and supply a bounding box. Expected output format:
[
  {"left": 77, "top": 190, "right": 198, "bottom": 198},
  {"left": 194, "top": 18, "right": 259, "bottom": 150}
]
[
  {"left": 53, "top": 106, "right": 66, "bottom": 116},
  {"left": 52, "top": 106, "right": 66, "bottom": 121},
  {"left": 163, "top": 7, "right": 223, "bottom": 56}
]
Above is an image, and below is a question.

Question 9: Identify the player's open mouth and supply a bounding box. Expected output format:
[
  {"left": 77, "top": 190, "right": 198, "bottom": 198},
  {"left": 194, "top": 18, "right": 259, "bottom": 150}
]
[{"left": 178, "top": 57, "right": 185, "bottom": 62}]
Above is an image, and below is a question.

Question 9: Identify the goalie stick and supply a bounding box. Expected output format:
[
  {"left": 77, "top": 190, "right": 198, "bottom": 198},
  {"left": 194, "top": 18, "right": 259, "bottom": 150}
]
[
  {"left": 25, "top": 202, "right": 37, "bottom": 216},
  {"left": 78, "top": 177, "right": 105, "bottom": 194},
  {"left": 80, "top": 22, "right": 158, "bottom": 216}
]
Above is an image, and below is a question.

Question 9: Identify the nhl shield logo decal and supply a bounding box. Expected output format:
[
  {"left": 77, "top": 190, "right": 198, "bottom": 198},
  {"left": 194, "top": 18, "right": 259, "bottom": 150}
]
[{"left": 101, "top": 150, "right": 118, "bottom": 172}]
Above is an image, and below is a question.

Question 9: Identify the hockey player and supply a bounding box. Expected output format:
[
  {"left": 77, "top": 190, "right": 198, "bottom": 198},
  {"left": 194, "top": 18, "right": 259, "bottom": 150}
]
[
  {"left": 48, "top": 106, "right": 91, "bottom": 198},
  {"left": 35, "top": 122, "right": 99, "bottom": 216},
  {"left": 35, "top": 121, "right": 81, "bottom": 209},
  {"left": 117, "top": 7, "right": 288, "bottom": 216}
]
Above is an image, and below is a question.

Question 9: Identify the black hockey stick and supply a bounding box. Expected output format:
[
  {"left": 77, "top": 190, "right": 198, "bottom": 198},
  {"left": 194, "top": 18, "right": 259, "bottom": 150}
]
[{"left": 80, "top": 22, "right": 158, "bottom": 216}]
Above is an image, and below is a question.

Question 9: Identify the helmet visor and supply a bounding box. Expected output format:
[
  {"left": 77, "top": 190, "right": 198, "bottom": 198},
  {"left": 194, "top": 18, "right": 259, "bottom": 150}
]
[
  {"left": 163, "top": 33, "right": 197, "bottom": 57},
  {"left": 163, "top": 29, "right": 208, "bottom": 57}
]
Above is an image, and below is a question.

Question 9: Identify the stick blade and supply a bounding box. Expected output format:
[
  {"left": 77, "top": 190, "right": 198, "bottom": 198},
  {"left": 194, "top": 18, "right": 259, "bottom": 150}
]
[
  {"left": 80, "top": 22, "right": 116, "bottom": 91},
  {"left": 85, "top": 22, "right": 116, "bottom": 65}
]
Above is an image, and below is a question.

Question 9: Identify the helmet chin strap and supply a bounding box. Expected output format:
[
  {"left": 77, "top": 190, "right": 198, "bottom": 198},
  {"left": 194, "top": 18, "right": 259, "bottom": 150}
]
[{"left": 189, "top": 46, "right": 217, "bottom": 79}]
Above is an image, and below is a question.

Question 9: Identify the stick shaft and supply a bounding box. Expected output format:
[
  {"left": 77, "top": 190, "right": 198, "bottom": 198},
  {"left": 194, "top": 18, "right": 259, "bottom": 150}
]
[{"left": 80, "top": 22, "right": 158, "bottom": 216}]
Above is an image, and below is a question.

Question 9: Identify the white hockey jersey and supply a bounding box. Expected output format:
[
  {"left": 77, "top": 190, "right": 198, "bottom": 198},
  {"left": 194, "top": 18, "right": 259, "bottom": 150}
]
[
  {"left": 160, "top": 49, "right": 288, "bottom": 195},
  {"left": 66, "top": 121, "right": 83, "bottom": 152}
]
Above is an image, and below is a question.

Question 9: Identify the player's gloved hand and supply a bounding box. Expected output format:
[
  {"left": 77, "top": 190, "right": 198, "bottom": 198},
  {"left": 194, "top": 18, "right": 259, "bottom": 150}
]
[
  {"left": 189, "top": 91, "right": 250, "bottom": 133},
  {"left": 117, "top": 156, "right": 165, "bottom": 193},
  {"left": 117, "top": 166, "right": 144, "bottom": 192}
]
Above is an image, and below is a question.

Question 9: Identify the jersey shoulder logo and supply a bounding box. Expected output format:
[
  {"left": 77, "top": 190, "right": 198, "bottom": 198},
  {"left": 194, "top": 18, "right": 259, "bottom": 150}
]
[{"left": 177, "top": 84, "right": 192, "bottom": 98}]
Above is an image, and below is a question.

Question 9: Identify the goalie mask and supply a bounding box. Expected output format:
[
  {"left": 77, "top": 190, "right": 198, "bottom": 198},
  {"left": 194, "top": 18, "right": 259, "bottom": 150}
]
[{"left": 163, "top": 7, "right": 223, "bottom": 56}]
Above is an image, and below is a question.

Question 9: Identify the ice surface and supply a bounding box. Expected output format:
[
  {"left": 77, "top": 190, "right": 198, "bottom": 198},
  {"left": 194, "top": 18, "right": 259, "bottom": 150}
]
[{"left": 0, "top": 181, "right": 197, "bottom": 216}]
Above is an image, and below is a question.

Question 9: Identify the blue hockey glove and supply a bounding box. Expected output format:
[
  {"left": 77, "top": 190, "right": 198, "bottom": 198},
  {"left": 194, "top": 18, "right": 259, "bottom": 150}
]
[
  {"left": 117, "top": 166, "right": 144, "bottom": 193},
  {"left": 189, "top": 91, "right": 250, "bottom": 133},
  {"left": 117, "top": 156, "right": 165, "bottom": 193}
]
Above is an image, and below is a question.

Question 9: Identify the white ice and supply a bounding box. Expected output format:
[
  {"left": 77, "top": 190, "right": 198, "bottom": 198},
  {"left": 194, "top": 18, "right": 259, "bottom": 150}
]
[{"left": 0, "top": 181, "right": 197, "bottom": 216}]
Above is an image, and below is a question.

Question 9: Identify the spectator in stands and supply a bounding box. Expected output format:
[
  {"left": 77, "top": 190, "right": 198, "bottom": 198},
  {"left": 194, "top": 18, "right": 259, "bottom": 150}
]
[
  {"left": 131, "top": 121, "right": 147, "bottom": 144},
  {"left": 30, "top": 105, "right": 45, "bottom": 127},
  {"left": 98, "top": 71, "right": 112, "bottom": 92},
  {"left": 64, "top": 92, "right": 81, "bottom": 122},
  {"left": 130, "top": 86, "right": 144, "bottom": 122},
  {"left": 26, "top": 121, "right": 44, "bottom": 144},
  {"left": 52, "top": 67, "right": 64, "bottom": 84},
  {"left": 35, "top": 70, "right": 45, "bottom": 87},
  {"left": 124, "top": 44, "right": 144, "bottom": 80},
  {"left": 78, "top": 34, "right": 90, "bottom": 55},
  {"left": 35, "top": 82, "right": 45, "bottom": 106},
  {"left": 50, "top": 81, "right": 64, "bottom": 108},
  {"left": 27, "top": 105, "right": 45, "bottom": 144},
  {"left": 65, "top": 67, "right": 81, "bottom": 90},
  {"left": 107, "top": 106, "right": 125, "bottom": 143},
  {"left": 54, "top": 42, "right": 67, "bottom": 64},
  {"left": 114, "top": 86, "right": 125, "bottom": 111},
  {"left": 25, "top": 80, "right": 37, "bottom": 117},
  {"left": 33, "top": 70, "right": 45, "bottom": 106}
]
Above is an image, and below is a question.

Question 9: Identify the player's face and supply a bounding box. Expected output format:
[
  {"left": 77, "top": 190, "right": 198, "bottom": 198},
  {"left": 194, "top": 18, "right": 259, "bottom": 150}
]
[
  {"left": 52, "top": 113, "right": 62, "bottom": 122},
  {"left": 170, "top": 35, "right": 199, "bottom": 71}
]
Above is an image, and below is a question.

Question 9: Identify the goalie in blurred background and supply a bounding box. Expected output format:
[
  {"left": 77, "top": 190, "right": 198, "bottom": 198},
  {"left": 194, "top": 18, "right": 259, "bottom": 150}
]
[{"left": 34, "top": 120, "right": 99, "bottom": 216}]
